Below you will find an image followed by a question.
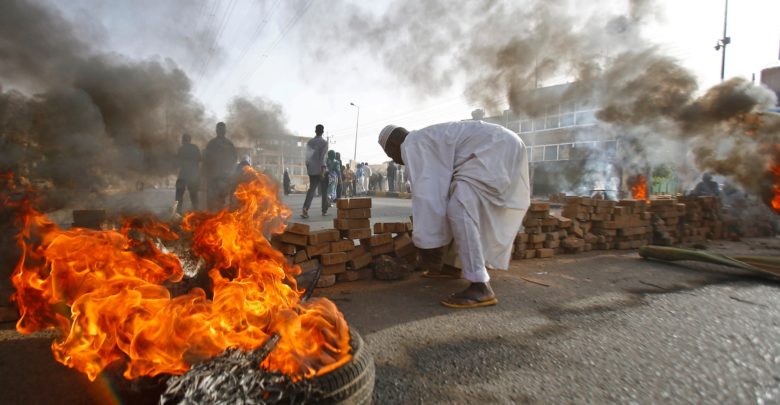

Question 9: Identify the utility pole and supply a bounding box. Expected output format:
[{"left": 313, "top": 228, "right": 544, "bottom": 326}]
[
  {"left": 714, "top": 0, "right": 730, "bottom": 81},
  {"left": 350, "top": 102, "right": 360, "bottom": 170}
]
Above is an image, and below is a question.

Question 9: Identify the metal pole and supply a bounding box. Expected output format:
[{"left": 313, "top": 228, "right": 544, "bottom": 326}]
[
  {"left": 719, "top": 0, "right": 729, "bottom": 81},
  {"left": 350, "top": 102, "right": 360, "bottom": 169}
]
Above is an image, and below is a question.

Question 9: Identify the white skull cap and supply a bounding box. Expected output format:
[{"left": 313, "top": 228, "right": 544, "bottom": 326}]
[{"left": 378, "top": 125, "right": 398, "bottom": 150}]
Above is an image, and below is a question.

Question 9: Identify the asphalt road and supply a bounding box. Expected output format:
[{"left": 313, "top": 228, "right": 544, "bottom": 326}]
[{"left": 2, "top": 187, "right": 779, "bottom": 404}]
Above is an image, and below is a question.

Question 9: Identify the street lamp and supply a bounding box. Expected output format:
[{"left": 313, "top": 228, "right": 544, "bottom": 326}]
[
  {"left": 349, "top": 102, "right": 359, "bottom": 169},
  {"left": 713, "top": 0, "right": 730, "bottom": 81}
]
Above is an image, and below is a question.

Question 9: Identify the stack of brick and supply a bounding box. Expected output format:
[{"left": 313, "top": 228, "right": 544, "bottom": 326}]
[
  {"left": 647, "top": 198, "right": 683, "bottom": 245},
  {"left": 373, "top": 222, "right": 417, "bottom": 264},
  {"left": 560, "top": 197, "right": 596, "bottom": 253},
  {"left": 611, "top": 200, "right": 652, "bottom": 249},
  {"left": 677, "top": 196, "right": 708, "bottom": 244},
  {"left": 334, "top": 198, "right": 374, "bottom": 282},
  {"left": 513, "top": 202, "right": 569, "bottom": 259},
  {"left": 271, "top": 222, "right": 321, "bottom": 275}
]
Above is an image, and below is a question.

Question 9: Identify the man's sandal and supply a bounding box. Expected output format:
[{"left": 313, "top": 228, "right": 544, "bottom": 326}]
[{"left": 440, "top": 295, "right": 498, "bottom": 309}]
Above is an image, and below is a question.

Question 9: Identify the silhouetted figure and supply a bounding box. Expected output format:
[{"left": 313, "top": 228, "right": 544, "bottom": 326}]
[
  {"left": 690, "top": 173, "right": 720, "bottom": 197},
  {"left": 301, "top": 124, "right": 329, "bottom": 218},
  {"left": 203, "top": 122, "right": 237, "bottom": 212},
  {"left": 283, "top": 168, "right": 291, "bottom": 195},
  {"left": 175, "top": 133, "right": 201, "bottom": 214}
]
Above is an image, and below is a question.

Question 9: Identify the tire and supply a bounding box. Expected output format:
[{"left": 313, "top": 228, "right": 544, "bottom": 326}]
[{"left": 309, "top": 329, "right": 375, "bottom": 404}]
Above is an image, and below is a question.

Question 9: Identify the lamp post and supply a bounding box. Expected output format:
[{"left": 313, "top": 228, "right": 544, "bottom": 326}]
[
  {"left": 349, "top": 102, "right": 359, "bottom": 169},
  {"left": 714, "top": 0, "right": 730, "bottom": 81}
]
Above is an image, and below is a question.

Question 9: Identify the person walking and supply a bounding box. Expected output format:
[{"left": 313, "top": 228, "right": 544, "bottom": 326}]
[
  {"left": 203, "top": 122, "right": 237, "bottom": 212},
  {"left": 335, "top": 152, "right": 344, "bottom": 199},
  {"left": 362, "top": 163, "right": 371, "bottom": 194},
  {"left": 283, "top": 168, "right": 291, "bottom": 195},
  {"left": 174, "top": 133, "right": 201, "bottom": 215},
  {"left": 326, "top": 150, "right": 339, "bottom": 203},
  {"left": 301, "top": 124, "right": 329, "bottom": 218},
  {"left": 387, "top": 161, "right": 397, "bottom": 192},
  {"left": 377, "top": 121, "right": 530, "bottom": 309}
]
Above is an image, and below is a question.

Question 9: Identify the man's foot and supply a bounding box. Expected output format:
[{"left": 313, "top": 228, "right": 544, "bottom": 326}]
[
  {"left": 440, "top": 282, "right": 497, "bottom": 309},
  {"left": 300, "top": 208, "right": 309, "bottom": 219},
  {"left": 322, "top": 211, "right": 329, "bottom": 216}
]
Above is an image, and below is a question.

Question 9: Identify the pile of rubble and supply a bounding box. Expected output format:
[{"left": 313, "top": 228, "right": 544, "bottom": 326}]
[{"left": 274, "top": 198, "right": 418, "bottom": 287}]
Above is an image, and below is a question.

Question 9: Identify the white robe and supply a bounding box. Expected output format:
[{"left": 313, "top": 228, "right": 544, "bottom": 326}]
[{"left": 401, "top": 121, "right": 530, "bottom": 282}]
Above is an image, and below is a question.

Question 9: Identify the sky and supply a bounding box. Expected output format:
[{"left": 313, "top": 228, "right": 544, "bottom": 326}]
[{"left": 31, "top": 0, "right": 780, "bottom": 164}]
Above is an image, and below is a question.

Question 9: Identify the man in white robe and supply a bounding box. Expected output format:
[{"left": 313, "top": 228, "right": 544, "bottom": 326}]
[{"left": 378, "top": 121, "right": 530, "bottom": 308}]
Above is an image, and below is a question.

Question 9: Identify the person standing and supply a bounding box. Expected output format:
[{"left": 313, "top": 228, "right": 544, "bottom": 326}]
[
  {"left": 283, "top": 168, "right": 291, "bottom": 195},
  {"left": 174, "top": 133, "right": 201, "bottom": 215},
  {"left": 362, "top": 163, "right": 371, "bottom": 194},
  {"left": 203, "top": 122, "right": 237, "bottom": 212},
  {"left": 355, "top": 163, "right": 364, "bottom": 195},
  {"left": 326, "top": 150, "right": 339, "bottom": 203},
  {"left": 387, "top": 161, "right": 397, "bottom": 192},
  {"left": 301, "top": 124, "right": 329, "bottom": 218},
  {"left": 335, "top": 152, "right": 344, "bottom": 199},
  {"left": 377, "top": 121, "right": 530, "bottom": 309},
  {"left": 344, "top": 165, "right": 355, "bottom": 197}
]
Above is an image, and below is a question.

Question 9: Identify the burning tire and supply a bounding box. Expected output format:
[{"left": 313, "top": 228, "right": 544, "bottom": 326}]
[{"left": 309, "top": 329, "right": 375, "bottom": 404}]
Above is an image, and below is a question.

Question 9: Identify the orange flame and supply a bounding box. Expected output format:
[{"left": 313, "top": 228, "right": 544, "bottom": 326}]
[
  {"left": 10, "top": 167, "right": 351, "bottom": 381},
  {"left": 631, "top": 175, "right": 647, "bottom": 200}
]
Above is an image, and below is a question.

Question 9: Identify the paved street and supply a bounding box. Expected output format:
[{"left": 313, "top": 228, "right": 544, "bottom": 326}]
[{"left": 2, "top": 188, "right": 780, "bottom": 404}]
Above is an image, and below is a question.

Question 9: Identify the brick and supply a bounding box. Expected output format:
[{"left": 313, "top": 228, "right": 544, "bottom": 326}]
[
  {"left": 537, "top": 248, "right": 555, "bottom": 258},
  {"left": 347, "top": 244, "right": 367, "bottom": 260},
  {"left": 316, "top": 274, "right": 336, "bottom": 287},
  {"left": 347, "top": 253, "right": 372, "bottom": 270},
  {"left": 277, "top": 232, "right": 307, "bottom": 247},
  {"left": 285, "top": 222, "right": 310, "bottom": 235},
  {"left": 541, "top": 217, "right": 560, "bottom": 227},
  {"left": 298, "top": 258, "right": 320, "bottom": 273},
  {"left": 321, "top": 252, "right": 348, "bottom": 265},
  {"left": 370, "top": 243, "right": 394, "bottom": 256},
  {"left": 557, "top": 217, "right": 572, "bottom": 228},
  {"left": 529, "top": 233, "right": 547, "bottom": 244},
  {"left": 393, "top": 233, "right": 412, "bottom": 249},
  {"left": 335, "top": 198, "right": 372, "bottom": 209},
  {"left": 293, "top": 249, "right": 309, "bottom": 263},
  {"left": 562, "top": 238, "right": 585, "bottom": 249},
  {"left": 337, "top": 208, "right": 372, "bottom": 219},
  {"left": 322, "top": 262, "right": 346, "bottom": 275},
  {"left": 306, "top": 242, "right": 331, "bottom": 257},
  {"left": 340, "top": 228, "right": 372, "bottom": 240},
  {"left": 337, "top": 270, "right": 361, "bottom": 282},
  {"left": 529, "top": 202, "right": 550, "bottom": 212},
  {"left": 308, "top": 229, "right": 340, "bottom": 245},
  {"left": 330, "top": 239, "right": 355, "bottom": 252},
  {"left": 522, "top": 249, "right": 537, "bottom": 259},
  {"left": 367, "top": 233, "right": 393, "bottom": 246},
  {"left": 334, "top": 218, "right": 371, "bottom": 230},
  {"left": 544, "top": 239, "right": 560, "bottom": 249},
  {"left": 395, "top": 242, "right": 417, "bottom": 258},
  {"left": 523, "top": 218, "right": 542, "bottom": 227},
  {"left": 271, "top": 239, "right": 297, "bottom": 255},
  {"left": 374, "top": 222, "right": 411, "bottom": 234},
  {"left": 516, "top": 233, "right": 529, "bottom": 243}
]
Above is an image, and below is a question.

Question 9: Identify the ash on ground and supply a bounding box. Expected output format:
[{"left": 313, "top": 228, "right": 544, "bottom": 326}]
[{"left": 159, "top": 347, "right": 322, "bottom": 405}]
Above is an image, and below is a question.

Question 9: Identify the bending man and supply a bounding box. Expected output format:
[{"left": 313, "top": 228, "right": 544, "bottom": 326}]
[{"left": 378, "top": 121, "right": 530, "bottom": 308}]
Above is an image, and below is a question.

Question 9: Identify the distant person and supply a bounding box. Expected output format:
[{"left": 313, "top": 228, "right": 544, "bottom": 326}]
[
  {"left": 174, "top": 133, "right": 201, "bottom": 215},
  {"left": 301, "top": 124, "right": 329, "bottom": 218},
  {"left": 362, "top": 163, "right": 371, "bottom": 194},
  {"left": 355, "top": 163, "right": 364, "bottom": 195},
  {"left": 335, "top": 152, "right": 344, "bottom": 199},
  {"left": 326, "top": 150, "right": 339, "bottom": 202},
  {"left": 377, "top": 121, "right": 530, "bottom": 309},
  {"left": 344, "top": 165, "right": 355, "bottom": 197},
  {"left": 203, "top": 122, "right": 237, "bottom": 212},
  {"left": 690, "top": 173, "right": 721, "bottom": 197},
  {"left": 387, "top": 161, "right": 397, "bottom": 192},
  {"left": 283, "top": 168, "right": 291, "bottom": 195}
]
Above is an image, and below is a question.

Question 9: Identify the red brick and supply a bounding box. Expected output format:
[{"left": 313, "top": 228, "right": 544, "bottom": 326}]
[
  {"left": 536, "top": 248, "right": 555, "bottom": 258},
  {"left": 370, "top": 243, "right": 394, "bottom": 256},
  {"left": 321, "top": 252, "right": 348, "bottom": 265},
  {"left": 271, "top": 239, "right": 297, "bottom": 255},
  {"left": 285, "top": 222, "right": 310, "bottom": 235},
  {"left": 337, "top": 208, "right": 372, "bottom": 219},
  {"left": 298, "top": 258, "right": 320, "bottom": 272},
  {"left": 322, "top": 262, "right": 346, "bottom": 275},
  {"left": 279, "top": 232, "right": 308, "bottom": 247},
  {"left": 335, "top": 198, "right": 372, "bottom": 209},
  {"left": 293, "top": 249, "right": 308, "bottom": 263},
  {"left": 308, "top": 229, "right": 340, "bottom": 245},
  {"left": 347, "top": 253, "right": 372, "bottom": 270},
  {"left": 334, "top": 218, "right": 371, "bottom": 230},
  {"left": 340, "top": 228, "right": 371, "bottom": 240},
  {"left": 330, "top": 239, "right": 355, "bottom": 253},
  {"left": 367, "top": 233, "right": 393, "bottom": 247},
  {"left": 306, "top": 243, "right": 331, "bottom": 257}
]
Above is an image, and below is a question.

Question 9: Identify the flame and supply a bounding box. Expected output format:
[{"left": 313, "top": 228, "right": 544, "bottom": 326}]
[
  {"left": 9, "top": 167, "right": 351, "bottom": 381},
  {"left": 631, "top": 175, "right": 647, "bottom": 200}
]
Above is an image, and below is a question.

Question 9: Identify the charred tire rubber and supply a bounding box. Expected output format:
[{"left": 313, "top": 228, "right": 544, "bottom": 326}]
[{"left": 309, "top": 329, "right": 375, "bottom": 404}]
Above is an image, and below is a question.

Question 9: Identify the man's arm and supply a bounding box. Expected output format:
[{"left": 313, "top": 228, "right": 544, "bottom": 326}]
[{"left": 319, "top": 141, "right": 328, "bottom": 176}]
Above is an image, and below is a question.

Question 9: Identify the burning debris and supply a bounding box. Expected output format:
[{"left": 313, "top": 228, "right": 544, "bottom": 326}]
[{"left": 10, "top": 167, "right": 352, "bottom": 384}]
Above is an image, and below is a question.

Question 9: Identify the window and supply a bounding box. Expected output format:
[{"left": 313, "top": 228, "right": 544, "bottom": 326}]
[
  {"left": 533, "top": 117, "right": 545, "bottom": 131},
  {"left": 560, "top": 113, "right": 574, "bottom": 127},
  {"left": 575, "top": 110, "right": 597, "bottom": 125},
  {"left": 544, "top": 145, "right": 558, "bottom": 161},
  {"left": 558, "top": 144, "right": 572, "bottom": 160},
  {"left": 532, "top": 146, "right": 544, "bottom": 162},
  {"left": 546, "top": 115, "right": 559, "bottom": 129},
  {"left": 520, "top": 120, "right": 532, "bottom": 133}
]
